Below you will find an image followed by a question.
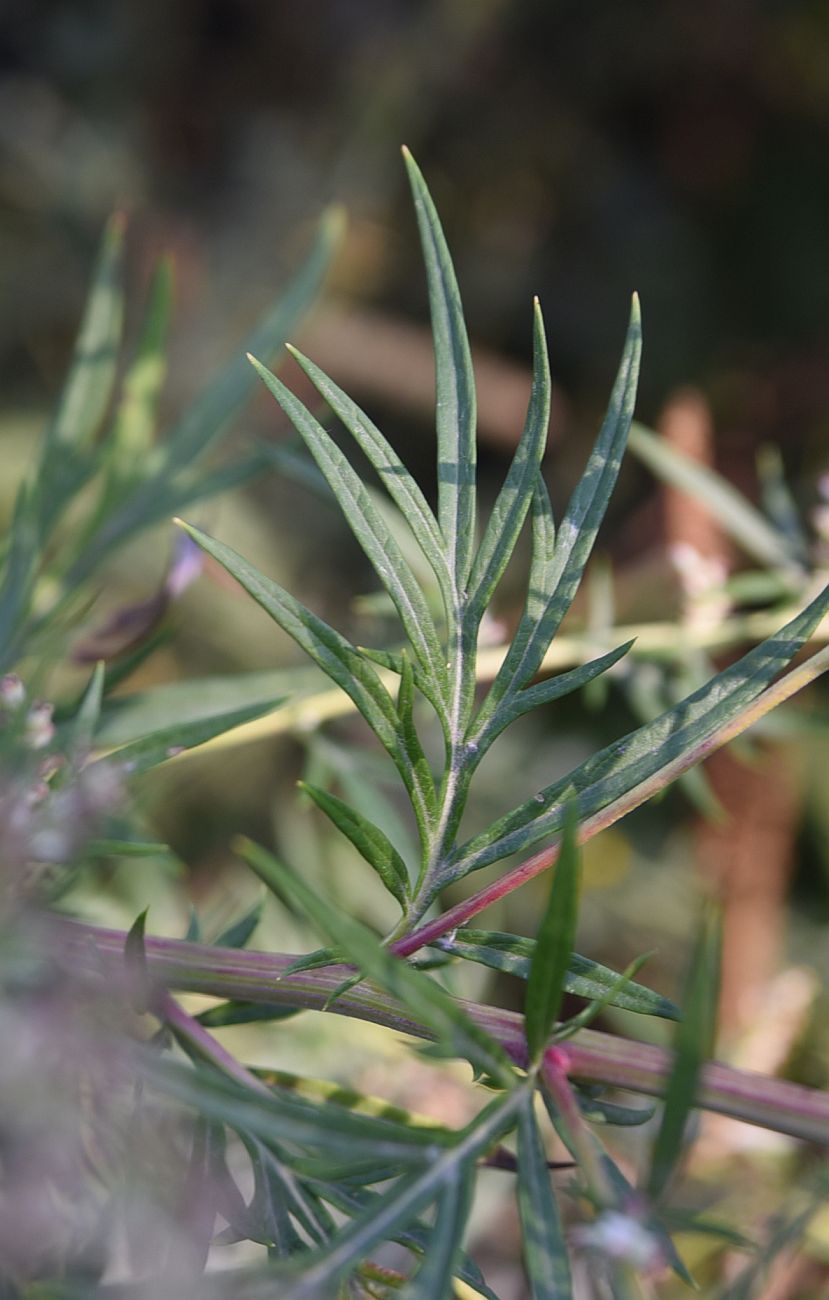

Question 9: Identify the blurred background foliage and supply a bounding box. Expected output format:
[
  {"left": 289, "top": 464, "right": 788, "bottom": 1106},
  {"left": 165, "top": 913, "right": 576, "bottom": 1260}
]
[{"left": 4, "top": 3, "right": 829, "bottom": 1293}]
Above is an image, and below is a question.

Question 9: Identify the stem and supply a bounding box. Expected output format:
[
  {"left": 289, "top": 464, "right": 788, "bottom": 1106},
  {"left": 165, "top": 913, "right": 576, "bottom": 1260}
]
[
  {"left": 153, "top": 987, "right": 271, "bottom": 1095},
  {"left": 391, "top": 641, "right": 829, "bottom": 958},
  {"left": 159, "top": 601, "right": 829, "bottom": 761},
  {"left": 55, "top": 916, "right": 829, "bottom": 1146}
]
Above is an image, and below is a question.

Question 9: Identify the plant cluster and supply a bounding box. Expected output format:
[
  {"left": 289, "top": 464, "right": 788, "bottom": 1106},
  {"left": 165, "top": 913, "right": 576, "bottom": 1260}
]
[{"left": 2, "top": 152, "right": 829, "bottom": 1298}]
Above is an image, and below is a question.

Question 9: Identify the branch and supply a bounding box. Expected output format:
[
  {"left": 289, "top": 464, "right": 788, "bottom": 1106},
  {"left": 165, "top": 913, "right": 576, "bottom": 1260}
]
[{"left": 55, "top": 916, "right": 829, "bottom": 1146}]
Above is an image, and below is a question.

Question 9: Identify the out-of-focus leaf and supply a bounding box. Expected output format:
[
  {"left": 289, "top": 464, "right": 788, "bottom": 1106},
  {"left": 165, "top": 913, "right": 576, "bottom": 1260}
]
[
  {"left": 0, "top": 483, "right": 40, "bottom": 670},
  {"left": 516, "top": 1091, "right": 572, "bottom": 1298},
  {"left": 647, "top": 907, "right": 721, "bottom": 1201},
  {"left": 524, "top": 803, "right": 580, "bottom": 1064},
  {"left": 124, "top": 907, "right": 150, "bottom": 1013},
  {"left": 437, "top": 930, "right": 679, "bottom": 1020},
  {"left": 106, "top": 257, "right": 173, "bottom": 484},
  {"left": 96, "top": 666, "right": 320, "bottom": 748},
  {"left": 68, "top": 661, "right": 105, "bottom": 755},
  {"left": 403, "top": 147, "right": 476, "bottom": 591},
  {"left": 214, "top": 896, "right": 265, "bottom": 949},
  {"left": 98, "top": 697, "right": 287, "bottom": 775},
  {"left": 629, "top": 421, "right": 802, "bottom": 571},
  {"left": 401, "top": 1163, "right": 474, "bottom": 1299},
  {"left": 197, "top": 1002, "right": 300, "bottom": 1029},
  {"left": 143, "top": 1054, "right": 450, "bottom": 1165}
]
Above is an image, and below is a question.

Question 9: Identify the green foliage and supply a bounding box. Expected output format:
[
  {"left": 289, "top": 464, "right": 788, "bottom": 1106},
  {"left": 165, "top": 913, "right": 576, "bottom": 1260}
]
[{"left": 4, "top": 150, "right": 829, "bottom": 1299}]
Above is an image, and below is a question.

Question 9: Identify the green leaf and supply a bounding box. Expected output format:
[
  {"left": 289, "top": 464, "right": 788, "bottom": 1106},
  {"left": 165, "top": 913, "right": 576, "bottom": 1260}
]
[
  {"left": 524, "top": 802, "right": 581, "bottom": 1064},
  {"left": 437, "top": 930, "right": 679, "bottom": 1019},
  {"left": 214, "top": 896, "right": 265, "bottom": 949},
  {"left": 100, "top": 696, "right": 287, "bottom": 775},
  {"left": 466, "top": 299, "right": 551, "bottom": 628},
  {"left": 470, "top": 640, "right": 634, "bottom": 755},
  {"left": 403, "top": 148, "right": 476, "bottom": 590},
  {"left": 95, "top": 666, "right": 319, "bottom": 748},
  {"left": 629, "top": 421, "right": 802, "bottom": 572},
  {"left": 86, "top": 837, "right": 173, "bottom": 859},
  {"left": 276, "top": 1088, "right": 524, "bottom": 1299},
  {"left": 197, "top": 1002, "right": 300, "bottom": 1029},
  {"left": 143, "top": 1054, "right": 448, "bottom": 1165},
  {"left": 401, "top": 1163, "right": 475, "bottom": 1299},
  {"left": 106, "top": 256, "right": 173, "bottom": 486},
  {"left": 455, "top": 580, "right": 829, "bottom": 876},
  {"left": 237, "top": 837, "right": 515, "bottom": 1087},
  {"left": 300, "top": 781, "right": 411, "bottom": 907},
  {"left": 162, "top": 206, "right": 343, "bottom": 478},
  {"left": 0, "top": 482, "right": 40, "bottom": 670},
  {"left": 248, "top": 354, "right": 448, "bottom": 697},
  {"left": 284, "top": 345, "right": 453, "bottom": 611},
  {"left": 46, "top": 213, "right": 125, "bottom": 455},
  {"left": 315, "top": 1184, "right": 499, "bottom": 1300},
  {"left": 176, "top": 522, "right": 426, "bottom": 802},
  {"left": 124, "top": 908, "right": 150, "bottom": 1013},
  {"left": 69, "top": 661, "right": 106, "bottom": 756},
  {"left": 396, "top": 649, "right": 438, "bottom": 834},
  {"left": 647, "top": 906, "right": 721, "bottom": 1202},
  {"left": 516, "top": 1092, "right": 572, "bottom": 1298},
  {"left": 479, "top": 299, "right": 641, "bottom": 727}
]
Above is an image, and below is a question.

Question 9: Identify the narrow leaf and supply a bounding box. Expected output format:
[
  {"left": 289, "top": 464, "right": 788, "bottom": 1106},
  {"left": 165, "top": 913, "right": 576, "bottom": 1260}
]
[
  {"left": 69, "top": 661, "right": 106, "bottom": 756},
  {"left": 162, "top": 207, "right": 343, "bottom": 476},
  {"left": 466, "top": 299, "right": 551, "bottom": 626},
  {"left": 437, "top": 929, "right": 679, "bottom": 1019},
  {"left": 284, "top": 344, "right": 453, "bottom": 609},
  {"left": 99, "top": 697, "right": 287, "bottom": 775},
  {"left": 106, "top": 256, "right": 173, "bottom": 484},
  {"left": 403, "top": 148, "right": 477, "bottom": 589},
  {"left": 46, "top": 213, "right": 125, "bottom": 453},
  {"left": 524, "top": 802, "right": 581, "bottom": 1064},
  {"left": 248, "top": 354, "right": 447, "bottom": 695},
  {"left": 175, "top": 522, "right": 410, "bottom": 780},
  {"left": 197, "top": 1002, "right": 299, "bottom": 1029},
  {"left": 482, "top": 298, "right": 641, "bottom": 722},
  {"left": 470, "top": 640, "right": 634, "bottom": 755},
  {"left": 516, "top": 1092, "right": 572, "bottom": 1298},
  {"left": 214, "top": 896, "right": 265, "bottom": 949},
  {"left": 125, "top": 908, "right": 150, "bottom": 1013},
  {"left": 402, "top": 1164, "right": 474, "bottom": 1299},
  {"left": 647, "top": 907, "right": 721, "bottom": 1201},
  {"left": 237, "top": 837, "right": 515, "bottom": 1087},
  {"left": 300, "top": 780, "right": 411, "bottom": 906},
  {"left": 455, "top": 581, "right": 829, "bottom": 876},
  {"left": 629, "top": 421, "right": 801, "bottom": 571}
]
